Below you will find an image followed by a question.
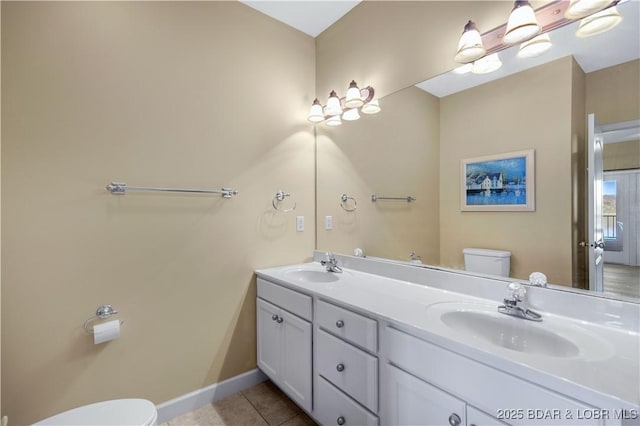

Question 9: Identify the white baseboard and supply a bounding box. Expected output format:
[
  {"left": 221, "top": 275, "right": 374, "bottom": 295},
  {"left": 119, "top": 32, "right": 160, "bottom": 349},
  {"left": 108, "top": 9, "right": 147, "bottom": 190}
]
[{"left": 155, "top": 368, "right": 267, "bottom": 424}]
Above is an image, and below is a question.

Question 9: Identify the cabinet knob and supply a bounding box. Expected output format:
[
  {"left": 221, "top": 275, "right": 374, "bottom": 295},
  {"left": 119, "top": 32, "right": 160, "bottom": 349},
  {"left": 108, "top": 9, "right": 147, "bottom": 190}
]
[
  {"left": 336, "top": 363, "right": 345, "bottom": 372},
  {"left": 336, "top": 416, "right": 345, "bottom": 425},
  {"left": 272, "top": 314, "right": 278, "bottom": 321},
  {"left": 336, "top": 320, "right": 344, "bottom": 328},
  {"left": 448, "top": 413, "right": 461, "bottom": 426},
  {"left": 276, "top": 316, "right": 284, "bottom": 323}
]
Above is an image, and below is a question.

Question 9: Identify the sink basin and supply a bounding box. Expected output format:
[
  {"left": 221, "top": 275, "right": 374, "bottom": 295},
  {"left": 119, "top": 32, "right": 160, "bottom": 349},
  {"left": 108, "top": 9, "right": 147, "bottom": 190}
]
[
  {"left": 427, "top": 302, "right": 613, "bottom": 360},
  {"left": 283, "top": 268, "right": 341, "bottom": 283},
  {"left": 440, "top": 309, "right": 579, "bottom": 357}
]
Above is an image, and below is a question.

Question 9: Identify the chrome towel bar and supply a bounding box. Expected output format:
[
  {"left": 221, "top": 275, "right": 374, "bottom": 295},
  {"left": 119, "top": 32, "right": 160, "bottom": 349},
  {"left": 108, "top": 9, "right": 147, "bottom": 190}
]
[
  {"left": 106, "top": 182, "right": 238, "bottom": 198},
  {"left": 371, "top": 195, "right": 415, "bottom": 203}
]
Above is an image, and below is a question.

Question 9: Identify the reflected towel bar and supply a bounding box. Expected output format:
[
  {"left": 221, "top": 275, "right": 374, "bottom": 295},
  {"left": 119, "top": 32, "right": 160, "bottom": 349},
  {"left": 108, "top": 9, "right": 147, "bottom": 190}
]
[
  {"left": 371, "top": 195, "right": 415, "bottom": 203},
  {"left": 106, "top": 182, "right": 238, "bottom": 198}
]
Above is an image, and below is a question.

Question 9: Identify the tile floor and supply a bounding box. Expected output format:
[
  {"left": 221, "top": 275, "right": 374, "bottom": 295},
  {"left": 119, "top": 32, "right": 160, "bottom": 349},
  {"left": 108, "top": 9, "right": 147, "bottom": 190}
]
[{"left": 161, "top": 381, "right": 317, "bottom": 426}]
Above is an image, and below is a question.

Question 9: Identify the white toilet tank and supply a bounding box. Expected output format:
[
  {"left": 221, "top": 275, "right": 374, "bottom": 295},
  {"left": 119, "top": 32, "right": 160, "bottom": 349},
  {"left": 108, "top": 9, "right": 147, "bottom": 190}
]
[{"left": 463, "top": 248, "right": 511, "bottom": 277}]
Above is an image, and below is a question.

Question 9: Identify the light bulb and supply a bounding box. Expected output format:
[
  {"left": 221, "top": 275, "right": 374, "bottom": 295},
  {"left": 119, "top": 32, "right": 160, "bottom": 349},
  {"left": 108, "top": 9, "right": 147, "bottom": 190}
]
[
  {"left": 326, "top": 115, "right": 342, "bottom": 127},
  {"left": 325, "top": 90, "right": 343, "bottom": 116},
  {"left": 472, "top": 53, "right": 502, "bottom": 74},
  {"left": 307, "top": 98, "right": 325, "bottom": 123},
  {"left": 576, "top": 6, "right": 623, "bottom": 38},
  {"left": 503, "top": 0, "right": 541, "bottom": 45},
  {"left": 454, "top": 20, "right": 487, "bottom": 63},
  {"left": 565, "top": 0, "right": 611, "bottom": 19},
  {"left": 344, "top": 80, "right": 364, "bottom": 109},
  {"left": 361, "top": 99, "right": 381, "bottom": 114},
  {"left": 342, "top": 108, "right": 360, "bottom": 121},
  {"left": 517, "top": 33, "right": 552, "bottom": 58}
]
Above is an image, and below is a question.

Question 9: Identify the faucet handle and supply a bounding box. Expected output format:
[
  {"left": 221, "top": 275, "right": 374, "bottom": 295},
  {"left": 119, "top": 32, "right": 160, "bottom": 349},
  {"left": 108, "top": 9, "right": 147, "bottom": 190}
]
[
  {"left": 507, "top": 282, "right": 526, "bottom": 302},
  {"left": 529, "top": 272, "right": 548, "bottom": 287}
]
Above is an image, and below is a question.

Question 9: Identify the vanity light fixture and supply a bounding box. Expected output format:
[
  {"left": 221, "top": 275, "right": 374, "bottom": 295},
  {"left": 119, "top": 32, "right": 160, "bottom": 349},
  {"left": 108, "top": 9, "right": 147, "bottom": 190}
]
[
  {"left": 576, "top": 6, "right": 623, "bottom": 37},
  {"left": 344, "top": 80, "right": 364, "bottom": 108},
  {"left": 503, "top": 0, "right": 541, "bottom": 45},
  {"left": 361, "top": 99, "right": 381, "bottom": 114},
  {"left": 517, "top": 33, "right": 552, "bottom": 58},
  {"left": 307, "top": 99, "right": 325, "bottom": 123},
  {"left": 453, "top": 63, "right": 474, "bottom": 75},
  {"left": 307, "top": 81, "right": 380, "bottom": 125},
  {"left": 453, "top": 0, "right": 623, "bottom": 65},
  {"left": 565, "top": 0, "right": 611, "bottom": 19},
  {"left": 471, "top": 53, "right": 503, "bottom": 74},
  {"left": 326, "top": 115, "right": 342, "bottom": 127},
  {"left": 454, "top": 20, "right": 486, "bottom": 63},
  {"left": 342, "top": 108, "right": 360, "bottom": 121},
  {"left": 325, "top": 90, "right": 343, "bottom": 116}
]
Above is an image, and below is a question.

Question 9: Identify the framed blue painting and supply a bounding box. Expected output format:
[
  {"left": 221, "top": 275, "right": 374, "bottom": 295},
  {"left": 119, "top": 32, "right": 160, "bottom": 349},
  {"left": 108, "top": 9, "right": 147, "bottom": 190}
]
[{"left": 460, "top": 149, "right": 535, "bottom": 211}]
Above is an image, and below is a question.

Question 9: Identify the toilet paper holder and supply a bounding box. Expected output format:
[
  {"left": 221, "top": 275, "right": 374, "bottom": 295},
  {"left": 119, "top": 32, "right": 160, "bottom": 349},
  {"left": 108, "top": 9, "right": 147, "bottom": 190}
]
[{"left": 83, "top": 304, "right": 124, "bottom": 334}]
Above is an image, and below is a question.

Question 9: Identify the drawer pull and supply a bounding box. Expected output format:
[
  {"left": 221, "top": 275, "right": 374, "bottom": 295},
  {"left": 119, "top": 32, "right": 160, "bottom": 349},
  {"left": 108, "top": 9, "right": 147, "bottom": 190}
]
[
  {"left": 276, "top": 316, "right": 284, "bottom": 323},
  {"left": 336, "top": 320, "right": 344, "bottom": 328},
  {"left": 448, "top": 413, "right": 461, "bottom": 426},
  {"left": 337, "top": 416, "right": 346, "bottom": 425},
  {"left": 271, "top": 314, "right": 278, "bottom": 321},
  {"left": 336, "top": 363, "right": 345, "bottom": 372}
]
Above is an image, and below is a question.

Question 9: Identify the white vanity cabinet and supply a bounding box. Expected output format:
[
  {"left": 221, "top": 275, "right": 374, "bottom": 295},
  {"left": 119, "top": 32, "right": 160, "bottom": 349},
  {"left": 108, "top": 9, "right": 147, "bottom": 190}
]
[
  {"left": 315, "top": 299, "right": 380, "bottom": 426},
  {"left": 384, "top": 326, "right": 601, "bottom": 426},
  {"left": 257, "top": 278, "right": 312, "bottom": 412}
]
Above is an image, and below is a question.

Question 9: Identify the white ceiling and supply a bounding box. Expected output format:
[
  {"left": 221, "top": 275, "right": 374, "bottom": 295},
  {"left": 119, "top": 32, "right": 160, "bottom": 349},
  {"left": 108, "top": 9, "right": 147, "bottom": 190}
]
[{"left": 240, "top": 0, "right": 360, "bottom": 37}]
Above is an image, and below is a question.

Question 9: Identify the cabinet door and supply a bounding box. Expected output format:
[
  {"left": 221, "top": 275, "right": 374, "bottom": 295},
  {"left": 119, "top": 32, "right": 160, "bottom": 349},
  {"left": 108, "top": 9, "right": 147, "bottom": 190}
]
[
  {"left": 467, "top": 406, "right": 508, "bottom": 426},
  {"left": 281, "top": 309, "right": 312, "bottom": 412},
  {"left": 257, "top": 298, "right": 281, "bottom": 381},
  {"left": 386, "top": 364, "right": 466, "bottom": 426}
]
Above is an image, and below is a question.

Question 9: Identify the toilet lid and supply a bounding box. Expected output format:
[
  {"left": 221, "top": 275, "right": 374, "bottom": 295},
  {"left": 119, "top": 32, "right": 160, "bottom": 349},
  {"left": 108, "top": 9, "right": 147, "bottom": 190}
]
[{"left": 33, "top": 399, "right": 157, "bottom": 426}]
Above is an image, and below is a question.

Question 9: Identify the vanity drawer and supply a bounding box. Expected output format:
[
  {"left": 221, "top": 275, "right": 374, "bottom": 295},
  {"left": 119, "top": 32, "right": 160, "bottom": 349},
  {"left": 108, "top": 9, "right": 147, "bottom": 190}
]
[
  {"left": 316, "top": 376, "right": 378, "bottom": 426},
  {"left": 317, "top": 329, "right": 378, "bottom": 413},
  {"left": 257, "top": 278, "right": 312, "bottom": 321},
  {"left": 317, "top": 299, "right": 377, "bottom": 352},
  {"left": 386, "top": 327, "right": 600, "bottom": 426}
]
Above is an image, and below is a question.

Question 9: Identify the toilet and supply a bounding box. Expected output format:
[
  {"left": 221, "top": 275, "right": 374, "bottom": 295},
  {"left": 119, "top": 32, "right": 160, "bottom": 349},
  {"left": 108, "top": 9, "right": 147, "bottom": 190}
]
[
  {"left": 33, "top": 399, "right": 157, "bottom": 426},
  {"left": 463, "top": 248, "right": 511, "bottom": 277}
]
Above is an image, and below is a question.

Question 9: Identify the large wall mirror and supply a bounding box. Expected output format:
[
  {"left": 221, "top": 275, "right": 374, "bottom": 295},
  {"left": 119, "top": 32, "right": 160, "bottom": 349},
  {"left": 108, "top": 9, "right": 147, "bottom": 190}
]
[{"left": 316, "top": 0, "right": 639, "bottom": 300}]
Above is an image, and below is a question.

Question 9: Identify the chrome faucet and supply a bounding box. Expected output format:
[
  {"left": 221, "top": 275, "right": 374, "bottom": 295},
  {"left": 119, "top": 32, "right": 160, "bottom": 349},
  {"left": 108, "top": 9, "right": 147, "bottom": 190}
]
[
  {"left": 320, "top": 252, "right": 343, "bottom": 273},
  {"left": 498, "top": 282, "right": 542, "bottom": 322}
]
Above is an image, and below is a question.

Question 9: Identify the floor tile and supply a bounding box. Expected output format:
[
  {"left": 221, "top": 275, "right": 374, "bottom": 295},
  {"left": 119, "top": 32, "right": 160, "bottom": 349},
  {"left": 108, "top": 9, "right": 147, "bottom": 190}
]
[
  {"left": 242, "top": 381, "right": 302, "bottom": 425},
  {"left": 168, "top": 392, "right": 268, "bottom": 426},
  {"left": 279, "top": 413, "right": 318, "bottom": 426}
]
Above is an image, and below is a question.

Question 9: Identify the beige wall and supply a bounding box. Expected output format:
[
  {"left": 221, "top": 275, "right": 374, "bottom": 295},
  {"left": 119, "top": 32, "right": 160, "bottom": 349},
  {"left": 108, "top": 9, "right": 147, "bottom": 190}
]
[
  {"left": 440, "top": 57, "right": 577, "bottom": 285},
  {"left": 316, "top": 86, "right": 440, "bottom": 263},
  {"left": 1, "top": 2, "right": 315, "bottom": 424},
  {"left": 585, "top": 59, "right": 640, "bottom": 125}
]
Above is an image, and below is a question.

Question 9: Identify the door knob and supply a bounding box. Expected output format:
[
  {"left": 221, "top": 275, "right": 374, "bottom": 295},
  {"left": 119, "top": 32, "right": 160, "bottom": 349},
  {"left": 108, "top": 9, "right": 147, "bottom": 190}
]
[
  {"left": 336, "top": 416, "right": 345, "bottom": 425},
  {"left": 336, "top": 363, "right": 345, "bottom": 372},
  {"left": 336, "top": 320, "right": 344, "bottom": 328},
  {"left": 271, "top": 314, "right": 278, "bottom": 321}
]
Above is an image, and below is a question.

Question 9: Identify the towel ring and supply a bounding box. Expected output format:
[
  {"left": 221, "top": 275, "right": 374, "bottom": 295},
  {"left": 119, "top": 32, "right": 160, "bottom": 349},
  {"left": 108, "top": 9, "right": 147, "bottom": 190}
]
[
  {"left": 273, "top": 191, "right": 296, "bottom": 213},
  {"left": 340, "top": 194, "right": 357, "bottom": 212}
]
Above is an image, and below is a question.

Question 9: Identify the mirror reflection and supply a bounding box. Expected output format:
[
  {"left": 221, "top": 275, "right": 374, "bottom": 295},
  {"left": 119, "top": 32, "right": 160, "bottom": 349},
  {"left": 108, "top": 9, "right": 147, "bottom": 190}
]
[{"left": 316, "top": 1, "right": 639, "bottom": 299}]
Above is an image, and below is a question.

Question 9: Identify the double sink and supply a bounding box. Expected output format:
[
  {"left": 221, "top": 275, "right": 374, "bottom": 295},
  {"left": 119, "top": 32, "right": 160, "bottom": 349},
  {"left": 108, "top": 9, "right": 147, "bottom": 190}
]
[{"left": 278, "top": 264, "right": 613, "bottom": 361}]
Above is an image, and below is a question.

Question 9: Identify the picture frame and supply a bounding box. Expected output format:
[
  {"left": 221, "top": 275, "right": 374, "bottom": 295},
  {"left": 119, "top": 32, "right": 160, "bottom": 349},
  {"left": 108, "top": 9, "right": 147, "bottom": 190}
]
[{"left": 460, "top": 149, "right": 535, "bottom": 212}]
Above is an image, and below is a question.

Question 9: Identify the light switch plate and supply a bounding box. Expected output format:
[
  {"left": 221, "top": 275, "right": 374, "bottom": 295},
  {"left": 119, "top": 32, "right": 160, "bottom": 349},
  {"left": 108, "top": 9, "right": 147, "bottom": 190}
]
[
  {"left": 296, "top": 216, "right": 304, "bottom": 232},
  {"left": 325, "top": 215, "right": 333, "bottom": 230}
]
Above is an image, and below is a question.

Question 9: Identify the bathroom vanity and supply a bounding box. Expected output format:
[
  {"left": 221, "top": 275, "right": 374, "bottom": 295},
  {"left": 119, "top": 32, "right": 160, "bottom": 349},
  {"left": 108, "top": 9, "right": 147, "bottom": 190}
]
[{"left": 256, "top": 252, "right": 640, "bottom": 426}]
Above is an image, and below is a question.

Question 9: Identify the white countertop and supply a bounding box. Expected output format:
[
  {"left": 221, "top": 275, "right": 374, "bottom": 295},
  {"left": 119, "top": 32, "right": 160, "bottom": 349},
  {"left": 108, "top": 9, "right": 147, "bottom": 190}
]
[{"left": 256, "top": 261, "right": 640, "bottom": 411}]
